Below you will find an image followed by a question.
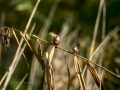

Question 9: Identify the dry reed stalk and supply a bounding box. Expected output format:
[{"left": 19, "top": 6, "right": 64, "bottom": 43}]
[
  {"left": 64, "top": 52, "right": 70, "bottom": 90},
  {"left": 2, "top": 0, "right": 40, "bottom": 89},
  {"left": 74, "top": 55, "right": 86, "bottom": 90},
  {"left": 90, "top": 0, "right": 104, "bottom": 56},
  {"left": 15, "top": 73, "right": 29, "bottom": 90},
  {"left": 98, "top": 0, "right": 106, "bottom": 75}
]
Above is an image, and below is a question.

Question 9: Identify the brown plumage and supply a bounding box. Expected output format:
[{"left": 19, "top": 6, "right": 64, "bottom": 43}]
[{"left": 72, "top": 46, "right": 78, "bottom": 53}]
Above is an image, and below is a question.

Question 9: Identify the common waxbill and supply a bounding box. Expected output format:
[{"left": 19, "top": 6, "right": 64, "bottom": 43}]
[
  {"left": 49, "top": 32, "right": 60, "bottom": 46},
  {"left": 72, "top": 46, "right": 78, "bottom": 53}
]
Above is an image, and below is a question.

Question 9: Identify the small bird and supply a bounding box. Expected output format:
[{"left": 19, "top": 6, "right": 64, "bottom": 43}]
[
  {"left": 49, "top": 32, "right": 60, "bottom": 46},
  {"left": 72, "top": 46, "right": 78, "bottom": 53}
]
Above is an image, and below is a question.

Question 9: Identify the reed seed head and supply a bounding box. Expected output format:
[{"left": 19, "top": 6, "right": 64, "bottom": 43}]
[{"left": 0, "top": 27, "right": 13, "bottom": 47}]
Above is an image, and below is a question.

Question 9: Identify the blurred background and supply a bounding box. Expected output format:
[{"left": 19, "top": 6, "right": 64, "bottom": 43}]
[{"left": 0, "top": 0, "right": 120, "bottom": 90}]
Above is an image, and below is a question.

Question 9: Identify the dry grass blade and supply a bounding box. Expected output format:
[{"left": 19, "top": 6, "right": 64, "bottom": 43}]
[
  {"left": 46, "top": 46, "right": 55, "bottom": 90},
  {"left": 49, "top": 46, "right": 55, "bottom": 65},
  {"left": 13, "top": 30, "right": 29, "bottom": 68},
  {"left": 37, "top": 39, "right": 45, "bottom": 70},
  {"left": 25, "top": 34, "right": 45, "bottom": 70},
  {"left": 90, "top": 0, "right": 104, "bottom": 55},
  {"left": 20, "top": 32, "right": 45, "bottom": 70},
  {"left": 41, "top": 40, "right": 48, "bottom": 59},
  {"left": 25, "top": 34, "right": 38, "bottom": 57},
  {"left": 74, "top": 56, "right": 86, "bottom": 90},
  {"left": 20, "top": 32, "right": 33, "bottom": 51},
  {"left": 84, "top": 60, "right": 104, "bottom": 90},
  {"left": 64, "top": 52, "right": 70, "bottom": 90},
  {"left": 50, "top": 66, "right": 56, "bottom": 90},
  {"left": 40, "top": 40, "right": 50, "bottom": 89}
]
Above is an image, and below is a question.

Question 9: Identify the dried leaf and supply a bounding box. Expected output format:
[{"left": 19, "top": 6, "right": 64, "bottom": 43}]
[
  {"left": 50, "top": 66, "right": 56, "bottom": 90},
  {"left": 84, "top": 60, "right": 104, "bottom": 90},
  {"left": 46, "top": 46, "right": 55, "bottom": 90},
  {"left": 25, "top": 34, "right": 38, "bottom": 57},
  {"left": 13, "top": 31, "right": 29, "bottom": 69},
  {"left": 40, "top": 40, "right": 50, "bottom": 89},
  {"left": 74, "top": 56, "right": 86, "bottom": 90},
  {"left": 25, "top": 34, "right": 45, "bottom": 70},
  {"left": 37, "top": 39, "right": 45, "bottom": 70},
  {"left": 49, "top": 46, "right": 55, "bottom": 65},
  {"left": 20, "top": 32, "right": 33, "bottom": 51},
  {"left": 64, "top": 52, "right": 70, "bottom": 90},
  {"left": 20, "top": 32, "right": 45, "bottom": 70},
  {"left": 41, "top": 40, "right": 48, "bottom": 59},
  {"left": 46, "top": 61, "right": 51, "bottom": 90}
]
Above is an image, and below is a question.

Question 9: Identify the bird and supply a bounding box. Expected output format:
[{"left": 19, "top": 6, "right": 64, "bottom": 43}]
[
  {"left": 49, "top": 32, "right": 60, "bottom": 46},
  {"left": 72, "top": 46, "right": 78, "bottom": 53}
]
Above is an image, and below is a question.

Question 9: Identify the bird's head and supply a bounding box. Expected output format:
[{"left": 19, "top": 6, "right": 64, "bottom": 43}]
[
  {"left": 73, "top": 46, "right": 77, "bottom": 50},
  {"left": 55, "top": 35, "right": 60, "bottom": 40}
]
